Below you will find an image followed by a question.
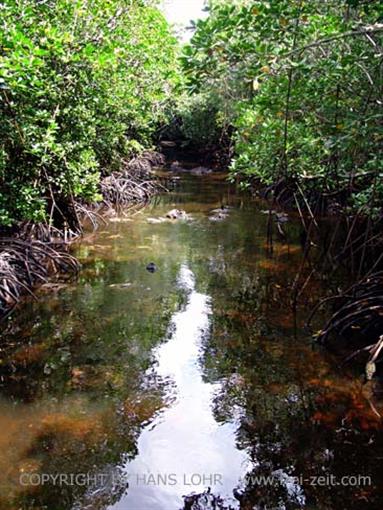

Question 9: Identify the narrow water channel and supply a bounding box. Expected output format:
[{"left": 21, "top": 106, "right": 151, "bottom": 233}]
[{"left": 0, "top": 172, "right": 382, "bottom": 510}]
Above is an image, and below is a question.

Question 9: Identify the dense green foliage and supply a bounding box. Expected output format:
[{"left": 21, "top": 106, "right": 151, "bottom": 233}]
[
  {"left": 2, "top": 0, "right": 382, "bottom": 225},
  {"left": 175, "top": 91, "right": 223, "bottom": 147},
  {"left": 182, "top": 0, "right": 383, "bottom": 213},
  {"left": 0, "top": 0, "right": 179, "bottom": 226}
]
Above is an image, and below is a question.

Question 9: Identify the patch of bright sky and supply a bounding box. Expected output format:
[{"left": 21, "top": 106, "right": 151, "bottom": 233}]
[{"left": 162, "top": 0, "right": 208, "bottom": 41}]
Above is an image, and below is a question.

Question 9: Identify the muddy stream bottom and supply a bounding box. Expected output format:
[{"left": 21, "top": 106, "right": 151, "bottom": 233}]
[{"left": 0, "top": 173, "right": 382, "bottom": 510}]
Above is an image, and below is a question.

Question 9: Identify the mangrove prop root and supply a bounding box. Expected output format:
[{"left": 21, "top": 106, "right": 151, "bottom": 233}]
[
  {"left": 100, "top": 159, "right": 165, "bottom": 211},
  {"left": 0, "top": 152, "right": 166, "bottom": 321},
  {"left": 0, "top": 239, "right": 80, "bottom": 319},
  {"left": 311, "top": 273, "right": 383, "bottom": 373},
  {"left": 265, "top": 177, "right": 383, "bottom": 374}
]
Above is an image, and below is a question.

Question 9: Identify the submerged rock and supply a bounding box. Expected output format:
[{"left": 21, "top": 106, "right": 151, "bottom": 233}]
[
  {"left": 147, "top": 217, "right": 167, "bottom": 224},
  {"left": 260, "top": 209, "right": 289, "bottom": 223},
  {"left": 210, "top": 205, "right": 231, "bottom": 214},
  {"left": 170, "top": 161, "right": 188, "bottom": 173},
  {"left": 108, "top": 283, "right": 132, "bottom": 289},
  {"left": 166, "top": 209, "right": 189, "bottom": 220},
  {"left": 147, "top": 209, "right": 192, "bottom": 224},
  {"left": 209, "top": 206, "right": 230, "bottom": 222},
  {"left": 209, "top": 212, "right": 228, "bottom": 222},
  {"left": 190, "top": 166, "right": 212, "bottom": 176}
]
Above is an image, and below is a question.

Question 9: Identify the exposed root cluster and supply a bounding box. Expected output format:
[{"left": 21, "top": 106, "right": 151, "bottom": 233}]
[
  {"left": 0, "top": 239, "right": 79, "bottom": 319},
  {"left": 260, "top": 176, "right": 383, "bottom": 376},
  {"left": 125, "top": 150, "right": 166, "bottom": 174},
  {"left": 315, "top": 272, "right": 383, "bottom": 345},
  {"left": 0, "top": 151, "right": 166, "bottom": 321},
  {"left": 310, "top": 272, "right": 383, "bottom": 373},
  {"left": 100, "top": 166, "right": 163, "bottom": 209}
]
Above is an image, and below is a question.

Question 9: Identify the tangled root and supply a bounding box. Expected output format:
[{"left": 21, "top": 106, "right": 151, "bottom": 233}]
[
  {"left": 310, "top": 272, "right": 383, "bottom": 377},
  {"left": 0, "top": 151, "right": 165, "bottom": 320},
  {"left": 126, "top": 150, "right": 165, "bottom": 175},
  {"left": 315, "top": 272, "right": 383, "bottom": 345},
  {"left": 100, "top": 154, "right": 166, "bottom": 210},
  {"left": 0, "top": 238, "right": 79, "bottom": 319}
]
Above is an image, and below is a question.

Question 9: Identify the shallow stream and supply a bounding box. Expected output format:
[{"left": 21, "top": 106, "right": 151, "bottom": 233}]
[{"left": 0, "top": 173, "right": 382, "bottom": 510}]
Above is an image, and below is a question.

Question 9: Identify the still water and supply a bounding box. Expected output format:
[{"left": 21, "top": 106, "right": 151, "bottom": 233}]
[{"left": 0, "top": 173, "right": 382, "bottom": 510}]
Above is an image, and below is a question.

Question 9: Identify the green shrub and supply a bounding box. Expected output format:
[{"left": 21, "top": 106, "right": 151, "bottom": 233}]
[{"left": 176, "top": 92, "right": 223, "bottom": 147}]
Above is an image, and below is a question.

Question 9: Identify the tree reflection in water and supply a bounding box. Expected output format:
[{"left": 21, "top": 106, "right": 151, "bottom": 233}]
[{"left": 0, "top": 174, "right": 382, "bottom": 510}]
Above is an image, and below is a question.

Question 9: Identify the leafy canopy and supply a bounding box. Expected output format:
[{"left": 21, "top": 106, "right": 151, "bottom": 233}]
[
  {"left": 0, "top": 0, "right": 180, "bottom": 226},
  {"left": 182, "top": 0, "right": 382, "bottom": 213}
]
